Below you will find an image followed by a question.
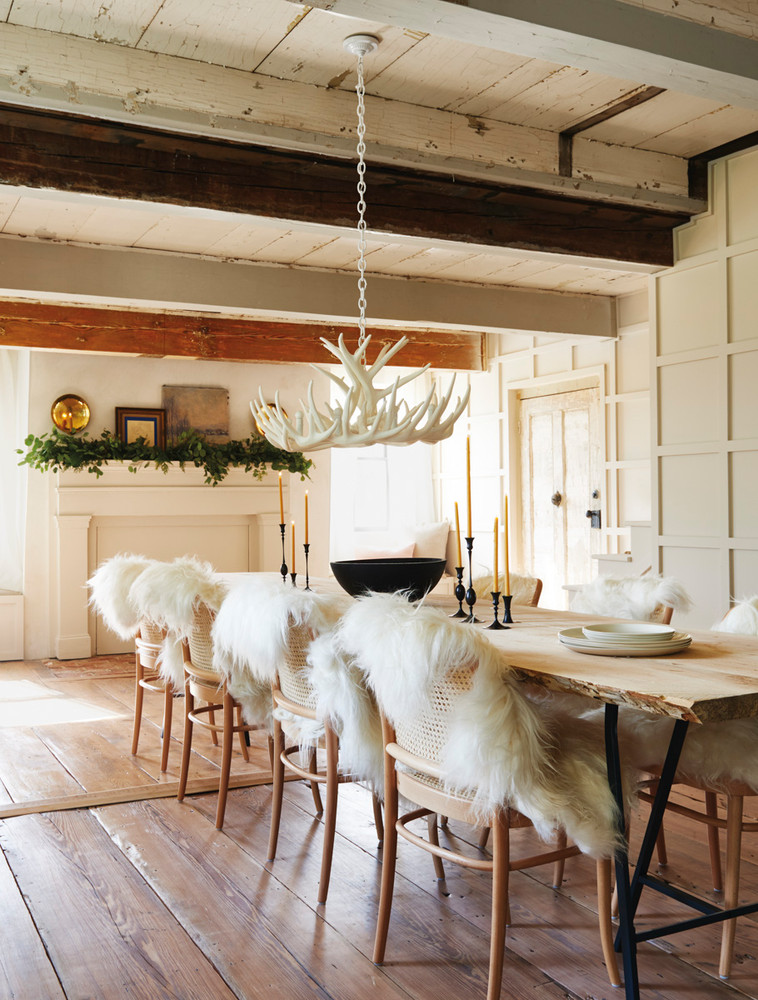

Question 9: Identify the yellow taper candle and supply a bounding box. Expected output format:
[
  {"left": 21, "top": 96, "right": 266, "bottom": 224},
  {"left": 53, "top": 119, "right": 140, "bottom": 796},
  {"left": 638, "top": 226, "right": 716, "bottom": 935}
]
[
  {"left": 492, "top": 516, "right": 499, "bottom": 594},
  {"left": 454, "top": 502, "right": 462, "bottom": 566},
  {"left": 503, "top": 496, "right": 510, "bottom": 596},
  {"left": 291, "top": 521, "right": 296, "bottom": 572},
  {"left": 278, "top": 471, "right": 284, "bottom": 523},
  {"left": 466, "top": 436, "right": 472, "bottom": 536},
  {"left": 305, "top": 490, "right": 309, "bottom": 544}
]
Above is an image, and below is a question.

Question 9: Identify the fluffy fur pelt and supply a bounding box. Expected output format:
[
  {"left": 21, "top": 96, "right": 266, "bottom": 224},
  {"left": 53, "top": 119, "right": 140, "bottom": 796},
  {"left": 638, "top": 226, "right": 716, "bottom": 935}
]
[
  {"left": 583, "top": 705, "right": 758, "bottom": 792},
  {"left": 128, "top": 556, "right": 227, "bottom": 688},
  {"left": 87, "top": 554, "right": 158, "bottom": 639},
  {"left": 713, "top": 596, "right": 758, "bottom": 635},
  {"left": 571, "top": 575, "right": 692, "bottom": 622},
  {"left": 211, "top": 575, "right": 352, "bottom": 732},
  {"left": 330, "top": 592, "right": 625, "bottom": 859},
  {"left": 472, "top": 572, "right": 541, "bottom": 606}
]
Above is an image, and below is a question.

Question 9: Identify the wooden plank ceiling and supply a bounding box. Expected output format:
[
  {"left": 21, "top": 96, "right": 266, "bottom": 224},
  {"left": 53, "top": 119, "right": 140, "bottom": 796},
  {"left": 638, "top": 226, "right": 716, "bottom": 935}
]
[{"left": 0, "top": 0, "right": 755, "bottom": 364}]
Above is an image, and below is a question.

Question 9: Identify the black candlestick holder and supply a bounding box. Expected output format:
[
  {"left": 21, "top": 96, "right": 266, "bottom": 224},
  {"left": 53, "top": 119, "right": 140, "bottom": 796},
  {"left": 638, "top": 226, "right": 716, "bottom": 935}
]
[
  {"left": 303, "top": 542, "right": 311, "bottom": 590},
  {"left": 502, "top": 594, "right": 513, "bottom": 624},
  {"left": 290, "top": 571, "right": 298, "bottom": 587},
  {"left": 464, "top": 537, "right": 480, "bottom": 623},
  {"left": 486, "top": 591, "right": 508, "bottom": 630},
  {"left": 450, "top": 565, "right": 467, "bottom": 618},
  {"left": 279, "top": 523, "right": 288, "bottom": 584}
]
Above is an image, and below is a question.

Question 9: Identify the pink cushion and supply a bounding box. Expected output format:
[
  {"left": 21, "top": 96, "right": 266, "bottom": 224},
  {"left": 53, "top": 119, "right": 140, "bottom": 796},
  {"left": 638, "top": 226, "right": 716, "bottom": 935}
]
[{"left": 354, "top": 542, "right": 416, "bottom": 560}]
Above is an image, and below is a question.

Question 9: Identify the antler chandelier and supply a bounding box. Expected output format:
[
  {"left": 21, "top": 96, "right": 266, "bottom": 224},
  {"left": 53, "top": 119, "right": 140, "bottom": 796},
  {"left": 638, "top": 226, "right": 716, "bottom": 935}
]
[{"left": 252, "top": 34, "right": 469, "bottom": 452}]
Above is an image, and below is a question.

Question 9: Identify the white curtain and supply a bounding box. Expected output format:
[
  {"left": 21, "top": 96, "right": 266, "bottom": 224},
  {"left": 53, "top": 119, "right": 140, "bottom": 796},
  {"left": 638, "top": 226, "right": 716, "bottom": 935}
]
[{"left": 0, "top": 348, "right": 30, "bottom": 592}]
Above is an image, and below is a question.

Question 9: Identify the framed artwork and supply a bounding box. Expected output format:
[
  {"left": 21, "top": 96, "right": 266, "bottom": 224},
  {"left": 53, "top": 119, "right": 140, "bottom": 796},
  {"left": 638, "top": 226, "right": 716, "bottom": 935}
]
[
  {"left": 115, "top": 407, "right": 166, "bottom": 448},
  {"left": 162, "top": 384, "right": 229, "bottom": 444}
]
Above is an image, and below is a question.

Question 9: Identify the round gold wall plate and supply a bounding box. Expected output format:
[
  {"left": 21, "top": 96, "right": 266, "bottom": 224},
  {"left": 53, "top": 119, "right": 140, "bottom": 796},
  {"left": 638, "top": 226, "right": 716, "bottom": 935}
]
[{"left": 51, "top": 395, "right": 91, "bottom": 433}]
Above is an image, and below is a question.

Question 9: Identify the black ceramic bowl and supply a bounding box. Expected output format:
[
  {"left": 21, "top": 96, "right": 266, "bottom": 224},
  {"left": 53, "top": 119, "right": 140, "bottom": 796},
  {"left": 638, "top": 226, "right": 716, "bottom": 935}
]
[{"left": 330, "top": 557, "right": 447, "bottom": 601}]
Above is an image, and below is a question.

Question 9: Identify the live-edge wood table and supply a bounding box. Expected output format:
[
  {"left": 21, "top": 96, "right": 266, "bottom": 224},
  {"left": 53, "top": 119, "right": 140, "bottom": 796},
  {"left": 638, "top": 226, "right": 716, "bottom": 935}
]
[{"left": 427, "top": 599, "right": 758, "bottom": 1000}]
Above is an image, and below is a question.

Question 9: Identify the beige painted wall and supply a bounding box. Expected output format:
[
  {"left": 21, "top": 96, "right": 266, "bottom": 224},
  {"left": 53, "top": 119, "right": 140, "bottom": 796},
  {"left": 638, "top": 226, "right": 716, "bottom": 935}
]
[
  {"left": 432, "top": 292, "right": 651, "bottom": 608},
  {"left": 653, "top": 145, "right": 758, "bottom": 630},
  {"left": 22, "top": 351, "right": 331, "bottom": 659}
]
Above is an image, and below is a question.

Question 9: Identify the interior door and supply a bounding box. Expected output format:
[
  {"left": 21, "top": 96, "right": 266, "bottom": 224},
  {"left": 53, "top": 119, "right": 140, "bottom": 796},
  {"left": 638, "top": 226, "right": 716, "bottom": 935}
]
[{"left": 519, "top": 386, "right": 602, "bottom": 608}]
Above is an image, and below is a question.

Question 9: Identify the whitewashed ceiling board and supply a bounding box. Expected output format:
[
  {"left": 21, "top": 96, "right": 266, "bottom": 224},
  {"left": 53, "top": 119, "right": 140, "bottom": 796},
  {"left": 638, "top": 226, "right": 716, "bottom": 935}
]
[
  {"left": 131, "top": 215, "right": 242, "bottom": 253},
  {"left": 136, "top": 0, "right": 308, "bottom": 71},
  {"left": 6, "top": 0, "right": 163, "bottom": 46},
  {"left": 477, "top": 65, "right": 644, "bottom": 132},
  {"left": 429, "top": 253, "right": 512, "bottom": 282},
  {"left": 204, "top": 223, "right": 302, "bottom": 258},
  {"left": 582, "top": 90, "right": 735, "bottom": 148},
  {"left": 294, "top": 236, "right": 361, "bottom": 269},
  {"left": 2, "top": 196, "right": 97, "bottom": 240},
  {"left": 559, "top": 272, "right": 647, "bottom": 295},
  {"left": 0, "top": 188, "right": 20, "bottom": 228},
  {"left": 572, "top": 136, "right": 688, "bottom": 194},
  {"left": 256, "top": 8, "right": 420, "bottom": 88},
  {"left": 616, "top": 0, "right": 758, "bottom": 40},
  {"left": 65, "top": 205, "right": 159, "bottom": 247},
  {"left": 246, "top": 230, "right": 327, "bottom": 264},
  {"left": 361, "top": 242, "right": 439, "bottom": 269},
  {"left": 640, "top": 104, "right": 758, "bottom": 156}
]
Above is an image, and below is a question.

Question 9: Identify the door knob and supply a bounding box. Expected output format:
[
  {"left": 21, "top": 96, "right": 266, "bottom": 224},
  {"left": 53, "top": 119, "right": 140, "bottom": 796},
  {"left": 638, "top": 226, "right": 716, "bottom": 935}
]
[{"left": 551, "top": 492, "right": 562, "bottom": 507}]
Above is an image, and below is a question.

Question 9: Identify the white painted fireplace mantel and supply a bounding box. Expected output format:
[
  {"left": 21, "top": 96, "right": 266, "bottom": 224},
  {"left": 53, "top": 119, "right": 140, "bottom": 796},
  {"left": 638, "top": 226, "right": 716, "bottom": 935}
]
[{"left": 55, "top": 463, "right": 287, "bottom": 659}]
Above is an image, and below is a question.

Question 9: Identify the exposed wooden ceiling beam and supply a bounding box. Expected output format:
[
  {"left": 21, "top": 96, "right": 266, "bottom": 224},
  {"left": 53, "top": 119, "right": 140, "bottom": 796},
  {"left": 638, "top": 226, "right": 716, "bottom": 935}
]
[
  {"left": 0, "top": 22, "right": 694, "bottom": 213},
  {"left": 0, "top": 300, "right": 484, "bottom": 370},
  {"left": 0, "top": 107, "right": 690, "bottom": 266},
  {"left": 296, "top": 0, "right": 758, "bottom": 110}
]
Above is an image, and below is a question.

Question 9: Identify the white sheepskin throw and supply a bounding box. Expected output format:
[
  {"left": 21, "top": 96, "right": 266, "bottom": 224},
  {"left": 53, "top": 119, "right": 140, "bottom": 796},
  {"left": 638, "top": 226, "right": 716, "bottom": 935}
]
[
  {"left": 128, "top": 556, "right": 227, "bottom": 688},
  {"left": 211, "top": 576, "right": 352, "bottom": 733},
  {"left": 87, "top": 554, "right": 158, "bottom": 639},
  {"left": 591, "top": 707, "right": 758, "bottom": 792},
  {"left": 571, "top": 575, "right": 692, "bottom": 622},
  {"left": 713, "top": 596, "right": 758, "bottom": 635},
  {"left": 472, "top": 572, "right": 541, "bottom": 606},
  {"left": 331, "top": 592, "right": 623, "bottom": 859}
]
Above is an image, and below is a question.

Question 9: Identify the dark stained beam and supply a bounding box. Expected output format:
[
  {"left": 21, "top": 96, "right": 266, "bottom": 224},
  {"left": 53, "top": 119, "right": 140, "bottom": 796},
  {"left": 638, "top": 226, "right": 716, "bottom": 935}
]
[
  {"left": 559, "top": 87, "right": 666, "bottom": 178},
  {"left": 0, "top": 105, "right": 691, "bottom": 267},
  {"left": 688, "top": 131, "right": 758, "bottom": 201},
  {"left": 0, "top": 300, "right": 484, "bottom": 371}
]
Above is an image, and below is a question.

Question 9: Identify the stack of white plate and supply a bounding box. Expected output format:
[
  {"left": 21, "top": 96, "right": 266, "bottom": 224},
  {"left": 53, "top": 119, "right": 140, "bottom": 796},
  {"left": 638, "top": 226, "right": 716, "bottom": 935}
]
[{"left": 559, "top": 621, "right": 692, "bottom": 656}]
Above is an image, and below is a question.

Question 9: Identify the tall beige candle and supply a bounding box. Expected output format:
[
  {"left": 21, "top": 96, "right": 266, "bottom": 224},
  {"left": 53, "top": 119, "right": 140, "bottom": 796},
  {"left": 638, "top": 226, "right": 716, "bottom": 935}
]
[
  {"left": 466, "top": 436, "right": 472, "bottom": 536},
  {"left": 454, "top": 502, "right": 463, "bottom": 566},
  {"left": 492, "top": 516, "right": 499, "bottom": 593},
  {"left": 304, "top": 490, "right": 309, "bottom": 544},
  {"left": 278, "top": 472, "right": 284, "bottom": 523},
  {"left": 291, "top": 521, "right": 296, "bottom": 572},
  {"left": 503, "top": 496, "right": 510, "bottom": 596}
]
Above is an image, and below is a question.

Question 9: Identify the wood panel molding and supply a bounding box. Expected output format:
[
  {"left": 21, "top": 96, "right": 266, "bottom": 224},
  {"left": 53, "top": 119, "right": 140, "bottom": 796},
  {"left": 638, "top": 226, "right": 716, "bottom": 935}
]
[
  {"left": 0, "top": 106, "right": 690, "bottom": 266},
  {"left": 0, "top": 300, "right": 485, "bottom": 371}
]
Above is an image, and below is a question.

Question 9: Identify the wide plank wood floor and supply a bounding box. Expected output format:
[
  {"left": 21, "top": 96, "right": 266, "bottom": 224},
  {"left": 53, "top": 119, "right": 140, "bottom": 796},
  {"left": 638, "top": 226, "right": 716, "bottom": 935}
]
[{"left": 1, "top": 656, "right": 757, "bottom": 1000}]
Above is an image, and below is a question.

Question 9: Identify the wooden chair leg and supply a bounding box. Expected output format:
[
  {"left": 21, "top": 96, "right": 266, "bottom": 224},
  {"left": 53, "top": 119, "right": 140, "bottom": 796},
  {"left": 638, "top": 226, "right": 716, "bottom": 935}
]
[
  {"left": 552, "top": 829, "right": 568, "bottom": 887},
  {"left": 426, "top": 813, "right": 446, "bottom": 881},
  {"left": 308, "top": 746, "right": 323, "bottom": 816},
  {"left": 719, "top": 794, "right": 744, "bottom": 979},
  {"left": 131, "top": 652, "right": 145, "bottom": 756},
  {"left": 371, "top": 792, "right": 384, "bottom": 846},
  {"left": 267, "top": 732, "right": 275, "bottom": 769},
  {"left": 208, "top": 705, "right": 219, "bottom": 746},
  {"left": 215, "top": 690, "right": 234, "bottom": 830},
  {"left": 267, "top": 719, "right": 285, "bottom": 861},
  {"left": 705, "top": 791, "right": 723, "bottom": 892},
  {"left": 597, "top": 858, "right": 621, "bottom": 987},
  {"left": 236, "top": 704, "right": 250, "bottom": 762},
  {"left": 159, "top": 681, "right": 173, "bottom": 773},
  {"left": 373, "top": 772, "right": 398, "bottom": 965},
  {"left": 479, "top": 826, "right": 490, "bottom": 851},
  {"left": 488, "top": 815, "right": 509, "bottom": 1000},
  {"left": 178, "top": 678, "right": 194, "bottom": 802},
  {"left": 318, "top": 726, "right": 340, "bottom": 905}
]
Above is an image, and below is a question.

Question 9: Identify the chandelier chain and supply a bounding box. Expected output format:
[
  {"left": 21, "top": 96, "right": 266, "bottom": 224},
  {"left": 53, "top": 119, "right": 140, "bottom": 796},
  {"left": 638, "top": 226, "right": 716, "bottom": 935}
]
[{"left": 355, "top": 50, "right": 368, "bottom": 352}]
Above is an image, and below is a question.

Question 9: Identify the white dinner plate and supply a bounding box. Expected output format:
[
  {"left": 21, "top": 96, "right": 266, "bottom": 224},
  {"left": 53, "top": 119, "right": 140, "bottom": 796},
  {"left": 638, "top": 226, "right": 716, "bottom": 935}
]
[
  {"left": 559, "top": 627, "right": 692, "bottom": 656},
  {"left": 581, "top": 622, "right": 675, "bottom": 642}
]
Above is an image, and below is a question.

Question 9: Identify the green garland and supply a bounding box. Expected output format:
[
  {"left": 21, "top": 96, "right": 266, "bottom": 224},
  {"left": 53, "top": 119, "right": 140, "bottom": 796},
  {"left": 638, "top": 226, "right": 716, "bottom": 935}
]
[{"left": 18, "top": 427, "right": 312, "bottom": 486}]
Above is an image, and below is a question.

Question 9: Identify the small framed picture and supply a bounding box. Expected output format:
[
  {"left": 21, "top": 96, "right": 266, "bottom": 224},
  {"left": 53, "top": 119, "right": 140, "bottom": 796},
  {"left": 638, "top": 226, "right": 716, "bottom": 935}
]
[{"left": 115, "top": 407, "right": 166, "bottom": 448}]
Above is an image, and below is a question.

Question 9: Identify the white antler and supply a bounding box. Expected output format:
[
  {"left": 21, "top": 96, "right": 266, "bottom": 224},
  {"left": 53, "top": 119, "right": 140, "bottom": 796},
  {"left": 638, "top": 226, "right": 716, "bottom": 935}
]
[{"left": 251, "top": 334, "right": 470, "bottom": 452}]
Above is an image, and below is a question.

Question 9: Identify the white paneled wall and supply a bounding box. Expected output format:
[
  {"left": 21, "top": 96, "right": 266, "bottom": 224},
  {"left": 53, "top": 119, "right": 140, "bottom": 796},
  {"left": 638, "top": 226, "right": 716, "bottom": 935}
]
[
  {"left": 653, "top": 145, "right": 758, "bottom": 629},
  {"left": 432, "top": 295, "right": 651, "bottom": 608}
]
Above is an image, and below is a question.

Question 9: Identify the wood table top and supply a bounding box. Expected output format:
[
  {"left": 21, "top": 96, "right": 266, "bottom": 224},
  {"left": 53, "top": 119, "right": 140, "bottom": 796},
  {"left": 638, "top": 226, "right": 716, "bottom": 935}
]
[{"left": 430, "top": 599, "right": 758, "bottom": 726}]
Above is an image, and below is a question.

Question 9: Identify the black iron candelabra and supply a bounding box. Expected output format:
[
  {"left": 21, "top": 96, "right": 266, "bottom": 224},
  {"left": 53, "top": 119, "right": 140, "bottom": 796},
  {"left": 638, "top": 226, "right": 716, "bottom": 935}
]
[
  {"left": 450, "top": 566, "right": 467, "bottom": 618},
  {"left": 303, "top": 542, "right": 311, "bottom": 590},
  {"left": 279, "top": 523, "right": 288, "bottom": 584},
  {"left": 486, "top": 591, "right": 508, "bottom": 630},
  {"left": 464, "top": 537, "right": 480, "bottom": 623}
]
